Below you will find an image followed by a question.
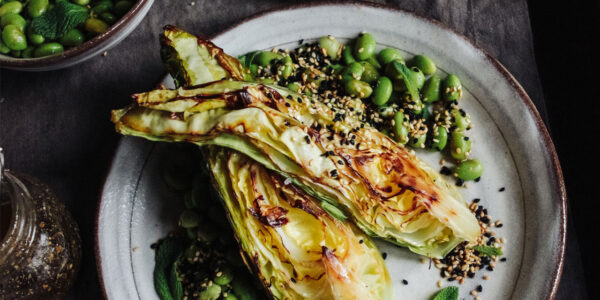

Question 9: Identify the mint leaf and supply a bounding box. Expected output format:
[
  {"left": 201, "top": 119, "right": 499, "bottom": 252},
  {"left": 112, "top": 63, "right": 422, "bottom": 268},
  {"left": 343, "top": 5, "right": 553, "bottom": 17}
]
[
  {"left": 473, "top": 245, "right": 503, "bottom": 257},
  {"left": 154, "top": 237, "right": 185, "bottom": 300},
  {"left": 30, "top": 1, "right": 89, "bottom": 39},
  {"left": 169, "top": 259, "right": 183, "bottom": 300},
  {"left": 432, "top": 286, "right": 459, "bottom": 300}
]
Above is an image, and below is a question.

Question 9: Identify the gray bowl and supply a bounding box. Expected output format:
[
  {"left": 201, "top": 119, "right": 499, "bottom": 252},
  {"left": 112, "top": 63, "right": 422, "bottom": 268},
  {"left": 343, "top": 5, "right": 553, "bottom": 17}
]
[{"left": 0, "top": 0, "right": 154, "bottom": 71}]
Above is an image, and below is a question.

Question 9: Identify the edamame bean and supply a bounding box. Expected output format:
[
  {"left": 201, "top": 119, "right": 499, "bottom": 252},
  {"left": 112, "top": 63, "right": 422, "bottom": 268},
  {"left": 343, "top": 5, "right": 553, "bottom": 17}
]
[
  {"left": 214, "top": 266, "right": 234, "bottom": 285},
  {"left": 341, "top": 45, "right": 356, "bottom": 65},
  {"left": 344, "top": 79, "right": 372, "bottom": 98},
  {"left": 443, "top": 74, "right": 462, "bottom": 101},
  {"left": 85, "top": 18, "right": 109, "bottom": 35},
  {"left": 21, "top": 45, "right": 33, "bottom": 58},
  {"left": 422, "top": 74, "right": 441, "bottom": 103},
  {"left": 366, "top": 56, "right": 382, "bottom": 69},
  {"left": 27, "top": 0, "right": 49, "bottom": 18},
  {"left": 377, "top": 48, "right": 403, "bottom": 65},
  {"left": 393, "top": 111, "right": 409, "bottom": 144},
  {"left": 341, "top": 62, "right": 364, "bottom": 81},
  {"left": 199, "top": 284, "right": 221, "bottom": 300},
  {"left": 0, "top": 39, "right": 10, "bottom": 54},
  {"left": 114, "top": 0, "right": 133, "bottom": 16},
  {"left": 286, "top": 82, "right": 300, "bottom": 92},
  {"left": 409, "top": 132, "right": 427, "bottom": 148},
  {"left": 1, "top": 13, "right": 26, "bottom": 32},
  {"left": 0, "top": 1, "right": 22, "bottom": 17},
  {"left": 359, "top": 61, "right": 380, "bottom": 84},
  {"left": 71, "top": 0, "right": 90, "bottom": 5},
  {"left": 450, "top": 108, "right": 470, "bottom": 130},
  {"left": 27, "top": 27, "right": 45, "bottom": 45},
  {"left": 409, "top": 54, "right": 436, "bottom": 75},
  {"left": 248, "top": 64, "right": 258, "bottom": 76},
  {"left": 224, "top": 294, "right": 238, "bottom": 300},
  {"left": 429, "top": 125, "right": 448, "bottom": 151},
  {"left": 410, "top": 66, "right": 425, "bottom": 89},
  {"left": 100, "top": 12, "right": 117, "bottom": 25},
  {"left": 372, "top": 76, "right": 392, "bottom": 106},
  {"left": 2, "top": 24, "right": 26, "bottom": 50},
  {"left": 59, "top": 28, "right": 85, "bottom": 46},
  {"left": 91, "top": 0, "right": 113, "bottom": 14},
  {"left": 450, "top": 130, "right": 471, "bottom": 161},
  {"left": 196, "top": 223, "right": 218, "bottom": 243},
  {"left": 279, "top": 55, "right": 293, "bottom": 79},
  {"left": 254, "top": 51, "right": 282, "bottom": 66},
  {"left": 318, "top": 35, "right": 341, "bottom": 59},
  {"left": 179, "top": 210, "right": 201, "bottom": 228},
  {"left": 353, "top": 32, "right": 376, "bottom": 60},
  {"left": 378, "top": 105, "right": 395, "bottom": 118},
  {"left": 456, "top": 159, "right": 483, "bottom": 181}
]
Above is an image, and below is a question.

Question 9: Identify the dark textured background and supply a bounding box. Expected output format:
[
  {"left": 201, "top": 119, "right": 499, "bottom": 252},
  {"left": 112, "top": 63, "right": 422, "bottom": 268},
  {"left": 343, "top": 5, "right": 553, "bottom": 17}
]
[{"left": 0, "top": 0, "right": 592, "bottom": 298}]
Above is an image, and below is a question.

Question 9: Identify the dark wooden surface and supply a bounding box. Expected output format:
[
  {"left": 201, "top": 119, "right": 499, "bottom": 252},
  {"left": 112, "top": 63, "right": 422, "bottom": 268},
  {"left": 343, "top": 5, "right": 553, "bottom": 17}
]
[{"left": 0, "top": 0, "right": 589, "bottom": 298}]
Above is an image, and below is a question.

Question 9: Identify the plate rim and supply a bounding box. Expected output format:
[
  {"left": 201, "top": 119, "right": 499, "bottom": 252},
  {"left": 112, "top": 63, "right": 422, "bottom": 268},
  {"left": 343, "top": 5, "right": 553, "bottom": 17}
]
[{"left": 95, "top": 2, "right": 566, "bottom": 299}]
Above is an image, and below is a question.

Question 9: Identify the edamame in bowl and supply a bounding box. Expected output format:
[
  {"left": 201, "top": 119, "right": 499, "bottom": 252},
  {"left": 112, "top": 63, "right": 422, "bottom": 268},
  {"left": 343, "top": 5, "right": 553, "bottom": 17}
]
[{"left": 0, "top": 0, "right": 154, "bottom": 71}]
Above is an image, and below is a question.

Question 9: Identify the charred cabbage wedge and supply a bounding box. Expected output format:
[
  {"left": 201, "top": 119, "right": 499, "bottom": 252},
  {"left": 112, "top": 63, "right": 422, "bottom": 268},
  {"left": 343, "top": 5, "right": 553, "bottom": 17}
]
[
  {"left": 209, "top": 148, "right": 393, "bottom": 300},
  {"left": 113, "top": 26, "right": 481, "bottom": 258}
]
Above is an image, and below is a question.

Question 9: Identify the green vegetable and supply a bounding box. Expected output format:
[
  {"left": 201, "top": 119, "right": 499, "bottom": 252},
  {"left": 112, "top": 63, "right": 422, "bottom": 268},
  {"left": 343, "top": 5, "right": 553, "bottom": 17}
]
[
  {"left": 254, "top": 51, "right": 282, "bottom": 66},
  {"left": 91, "top": 0, "right": 113, "bottom": 15},
  {"left": 354, "top": 32, "right": 376, "bottom": 60},
  {"left": 429, "top": 126, "right": 448, "bottom": 151},
  {"left": 84, "top": 18, "right": 108, "bottom": 35},
  {"left": 70, "top": 0, "right": 90, "bottom": 5},
  {"left": 59, "top": 28, "right": 84, "bottom": 46},
  {"left": 341, "top": 45, "right": 356, "bottom": 65},
  {"left": 450, "top": 130, "right": 471, "bottom": 161},
  {"left": 318, "top": 35, "right": 341, "bottom": 59},
  {"left": 450, "top": 109, "right": 470, "bottom": 131},
  {"left": 422, "top": 74, "right": 441, "bottom": 103},
  {"left": 179, "top": 210, "right": 201, "bottom": 228},
  {"left": 279, "top": 55, "right": 293, "bottom": 79},
  {"left": 0, "top": 39, "right": 11, "bottom": 54},
  {"left": 100, "top": 12, "right": 117, "bottom": 25},
  {"left": 169, "top": 260, "right": 183, "bottom": 300},
  {"left": 372, "top": 76, "right": 393, "bottom": 106},
  {"left": 1, "top": 13, "right": 26, "bottom": 32},
  {"left": 473, "top": 245, "right": 503, "bottom": 257},
  {"left": 213, "top": 265, "right": 234, "bottom": 285},
  {"left": 30, "top": 1, "right": 89, "bottom": 40},
  {"left": 393, "top": 111, "right": 409, "bottom": 144},
  {"left": 359, "top": 61, "right": 380, "bottom": 83},
  {"left": 432, "top": 286, "right": 459, "bottom": 300},
  {"left": 0, "top": 1, "right": 23, "bottom": 17},
  {"left": 341, "top": 61, "right": 364, "bottom": 81},
  {"left": 344, "top": 79, "right": 372, "bottom": 98},
  {"left": 443, "top": 74, "right": 462, "bottom": 101},
  {"left": 113, "top": 0, "right": 133, "bottom": 16},
  {"left": 154, "top": 238, "right": 185, "bottom": 300},
  {"left": 27, "top": 0, "right": 49, "bottom": 18},
  {"left": 409, "top": 133, "right": 427, "bottom": 149},
  {"left": 456, "top": 159, "right": 483, "bottom": 181},
  {"left": 208, "top": 149, "right": 393, "bottom": 299},
  {"left": 409, "top": 54, "right": 436, "bottom": 75},
  {"left": 385, "top": 60, "right": 421, "bottom": 104},
  {"left": 199, "top": 284, "right": 221, "bottom": 300},
  {"left": 377, "top": 48, "right": 403, "bottom": 65},
  {"left": 2, "top": 24, "right": 26, "bottom": 50}
]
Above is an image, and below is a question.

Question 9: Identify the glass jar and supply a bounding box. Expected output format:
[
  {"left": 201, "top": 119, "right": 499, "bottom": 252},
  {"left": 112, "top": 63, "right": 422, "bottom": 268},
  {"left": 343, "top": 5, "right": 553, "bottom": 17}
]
[{"left": 0, "top": 150, "right": 81, "bottom": 299}]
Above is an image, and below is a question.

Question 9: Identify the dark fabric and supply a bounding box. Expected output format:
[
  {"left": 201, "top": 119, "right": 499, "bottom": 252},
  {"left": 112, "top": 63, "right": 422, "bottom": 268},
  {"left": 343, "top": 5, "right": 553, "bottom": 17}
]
[{"left": 0, "top": 0, "right": 587, "bottom": 298}]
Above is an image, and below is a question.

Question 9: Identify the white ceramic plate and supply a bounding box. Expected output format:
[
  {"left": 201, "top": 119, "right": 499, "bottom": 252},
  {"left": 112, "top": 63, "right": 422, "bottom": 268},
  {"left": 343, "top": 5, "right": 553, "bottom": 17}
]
[{"left": 96, "top": 3, "right": 565, "bottom": 299}]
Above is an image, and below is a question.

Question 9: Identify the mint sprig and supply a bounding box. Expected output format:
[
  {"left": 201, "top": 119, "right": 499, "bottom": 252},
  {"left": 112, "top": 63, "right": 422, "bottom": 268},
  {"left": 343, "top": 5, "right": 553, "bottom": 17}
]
[
  {"left": 30, "top": 1, "right": 89, "bottom": 40},
  {"left": 473, "top": 245, "right": 503, "bottom": 257},
  {"left": 432, "top": 286, "right": 459, "bottom": 300}
]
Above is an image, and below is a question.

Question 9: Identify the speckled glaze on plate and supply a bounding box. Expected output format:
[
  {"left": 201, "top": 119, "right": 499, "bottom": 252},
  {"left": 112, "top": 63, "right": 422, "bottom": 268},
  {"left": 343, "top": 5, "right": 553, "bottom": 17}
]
[{"left": 96, "top": 3, "right": 565, "bottom": 299}]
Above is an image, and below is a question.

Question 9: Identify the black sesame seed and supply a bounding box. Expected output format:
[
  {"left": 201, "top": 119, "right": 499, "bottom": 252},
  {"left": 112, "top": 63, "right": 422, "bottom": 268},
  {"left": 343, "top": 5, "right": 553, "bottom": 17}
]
[
  {"left": 476, "top": 285, "right": 482, "bottom": 292},
  {"left": 496, "top": 223, "right": 503, "bottom": 228},
  {"left": 486, "top": 266, "right": 494, "bottom": 271},
  {"left": 499, "top": 187, "right": 505, "bottom": 192},
  {"left": 500, "top": 257, "right": 507, "bottom": 262},
  {"left": 440, "top": 166, "right": 452, "bottom": 175},
  {"left": 473, "top": 198, "right": 481, "bottom": 203},
  {"left": 402, "top": 279, "right": 408, "bottom": 285},
  {"left": 475, "top": 176, "right": 481, "bottom": 182},
  {"left": 464, "top": 136, "right": 470, "bottom": 141},
  {"left": 285, "top": 103, "right": 291, "bottom": 107},
  {"left": 382, "top": 252, "right": 387, "bottom": 259},
  {"left": 359, "top": 239, "right": 364, "bottom": 244},
  {"left": 456, "top": 178, "right": 464, "bottom": 186},
  {"left": 304, "top": 136, "right": 310, "bottom": 144},
  {"left": 291, "top": 278, "right": 296, "bottom": 283}
]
